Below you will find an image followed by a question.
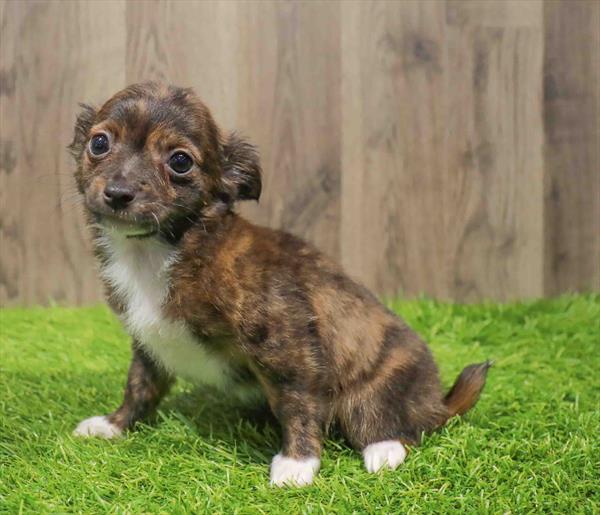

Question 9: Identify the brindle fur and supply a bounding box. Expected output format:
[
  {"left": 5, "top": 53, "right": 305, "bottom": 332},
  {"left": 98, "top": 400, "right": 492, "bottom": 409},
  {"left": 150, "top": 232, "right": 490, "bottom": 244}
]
[{"left": 70, "top": 82, "right": 490, "bottom": 462}]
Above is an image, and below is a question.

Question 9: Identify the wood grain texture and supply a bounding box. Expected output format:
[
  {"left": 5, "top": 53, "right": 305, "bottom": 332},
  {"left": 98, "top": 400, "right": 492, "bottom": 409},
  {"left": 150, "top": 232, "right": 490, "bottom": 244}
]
[
  {"left": 343, "top": 0, "right": 545, "bottom": 301},
  {"left": 126, "top": 0, "right": 239, "bottom": 133},
  {"left": 0, "top": 0, "right": 597, "bottom": 305},
  {"left": 0, "top": 0, "right": 125, "bottom": 306},
  {"left": 444, "top": 0, "right": 545, "bottom": 301},
  {"left": 543, "top": 0, "right": 600, "bottom": 294},
  {"left": 342, "top": 0, "right": 447, "bottom": 298},
  {"left": 446, "top": 0, "right": 543, "bottom": 28},
  {"left": 236, "top": 0, "right": 341, "bottom": 261},
  {"left": 0, "top": 0, "right": 22, "bottom": 304}
]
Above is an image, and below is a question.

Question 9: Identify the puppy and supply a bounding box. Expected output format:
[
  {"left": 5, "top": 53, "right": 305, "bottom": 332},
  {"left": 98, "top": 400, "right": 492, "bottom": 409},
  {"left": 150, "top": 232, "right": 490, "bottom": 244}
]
[{"left": 70, "top": 82, "right": 490, "bottom": 487}]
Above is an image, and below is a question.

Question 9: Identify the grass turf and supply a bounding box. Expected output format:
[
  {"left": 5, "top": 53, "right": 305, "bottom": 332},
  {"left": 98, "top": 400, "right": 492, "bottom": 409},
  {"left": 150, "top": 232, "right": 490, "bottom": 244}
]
[{"left": 0, "top": 295, "right": 598, "bottom": 514}]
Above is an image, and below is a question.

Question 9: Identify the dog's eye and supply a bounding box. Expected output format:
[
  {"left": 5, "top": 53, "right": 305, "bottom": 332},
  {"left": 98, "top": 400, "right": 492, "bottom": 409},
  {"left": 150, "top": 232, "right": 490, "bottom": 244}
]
[
  {"left": 89, "top": 134, "right": 110, "bottom": 156},
  {"left": 168, "top": 152, "right": 194, "bottom": 175}
]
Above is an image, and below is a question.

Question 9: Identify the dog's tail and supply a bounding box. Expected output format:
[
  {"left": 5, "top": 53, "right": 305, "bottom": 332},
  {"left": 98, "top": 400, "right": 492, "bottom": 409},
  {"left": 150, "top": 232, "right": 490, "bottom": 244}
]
[{"left": 443, "top": 360, "right": 492, "bottom": 419}]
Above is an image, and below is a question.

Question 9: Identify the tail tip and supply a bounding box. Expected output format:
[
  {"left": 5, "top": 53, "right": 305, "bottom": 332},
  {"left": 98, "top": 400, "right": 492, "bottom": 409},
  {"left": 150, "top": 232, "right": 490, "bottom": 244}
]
[
  {"left": 461, "top": 359, "right": 493, "bottom": 379},
  {"left": 444, "top": 359, "right": 493, "bottom": 418},
  {"left": 481, "top": 359, "right": 494, "bottom": 371}
]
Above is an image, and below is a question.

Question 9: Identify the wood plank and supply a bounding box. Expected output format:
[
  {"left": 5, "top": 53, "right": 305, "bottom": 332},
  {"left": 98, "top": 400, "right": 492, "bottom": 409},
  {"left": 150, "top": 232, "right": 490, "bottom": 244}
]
[
  {"left": 0, "top": 0, "right": 125, "bottom": 306},
  {"left": 126, "top": 0, "right": 239, "bottom": 136},
  {"left": 543, "top": 0, "right": 600, "bottom": 294},
  {"left": 236, "top": 0, "right": 342, "bottom": 261},
  {"left": 447, "top": 0, "right": 543, "bottom": 28},
  {"left": 341, "top": 0, "right": 447, "bottom": 297},
  {"left": 0, "top": 0, "right": 23, "bottom": 305},
  {"left": 444, "top": 0, "right": 545, "bottom": 301}
]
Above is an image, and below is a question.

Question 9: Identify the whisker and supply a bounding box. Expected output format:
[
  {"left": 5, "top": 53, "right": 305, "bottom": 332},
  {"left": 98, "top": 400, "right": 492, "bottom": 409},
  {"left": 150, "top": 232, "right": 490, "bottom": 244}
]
[{"left": 151, "top": 212, "right": 161, "bottom": 234}]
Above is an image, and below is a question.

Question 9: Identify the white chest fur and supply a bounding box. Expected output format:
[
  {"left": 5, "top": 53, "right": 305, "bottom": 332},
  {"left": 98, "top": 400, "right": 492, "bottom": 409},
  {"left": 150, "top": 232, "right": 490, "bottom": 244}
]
[{"left": 97, "top": 232, "right": 233, "bottom": 389}]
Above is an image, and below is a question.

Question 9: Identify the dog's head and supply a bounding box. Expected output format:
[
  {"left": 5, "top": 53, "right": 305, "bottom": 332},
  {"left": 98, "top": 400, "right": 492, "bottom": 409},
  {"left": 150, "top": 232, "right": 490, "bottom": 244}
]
[{"left": 69, "top": 82, "right": 261, "bottom": 238}]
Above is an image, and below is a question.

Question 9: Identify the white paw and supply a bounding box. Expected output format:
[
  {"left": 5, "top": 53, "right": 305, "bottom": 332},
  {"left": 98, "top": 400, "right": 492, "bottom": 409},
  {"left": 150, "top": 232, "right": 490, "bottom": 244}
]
[
  {"left": 73, "top": 416, "right": 122, "bottom": 439},
  {"left": 269, "top": 453, "right": 320, "bottom": 487},
  {"left": 363, "top": 440, "right": 407, "bottom": 473}
]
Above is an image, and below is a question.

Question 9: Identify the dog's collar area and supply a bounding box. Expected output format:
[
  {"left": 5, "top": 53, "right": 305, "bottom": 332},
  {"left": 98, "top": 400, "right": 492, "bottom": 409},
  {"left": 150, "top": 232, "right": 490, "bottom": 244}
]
[{"left": 125, "top": 229, "right": 158, "bottom": 240}]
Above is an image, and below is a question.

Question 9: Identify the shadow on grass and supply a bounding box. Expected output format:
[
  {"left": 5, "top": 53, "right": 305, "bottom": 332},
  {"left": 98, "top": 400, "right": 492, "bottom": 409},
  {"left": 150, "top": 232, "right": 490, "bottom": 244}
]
[
  {"left": 162, "top": 385, "right": 276, "bottom": 431},
  {"left": 154, "top": 385, "right": 282, "bottom": 463},
  {"left": 160, "top": 385, "right": 351, "bottom": 463}
]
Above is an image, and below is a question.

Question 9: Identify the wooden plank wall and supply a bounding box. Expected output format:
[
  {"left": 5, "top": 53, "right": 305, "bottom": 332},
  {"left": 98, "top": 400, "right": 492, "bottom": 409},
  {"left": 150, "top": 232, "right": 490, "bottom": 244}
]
[
  {"left": 543, "top": 0, "right": 600, "bottom": 295},
  {"left": 1, "top": 0, "right": 598, "bottom": 306}
]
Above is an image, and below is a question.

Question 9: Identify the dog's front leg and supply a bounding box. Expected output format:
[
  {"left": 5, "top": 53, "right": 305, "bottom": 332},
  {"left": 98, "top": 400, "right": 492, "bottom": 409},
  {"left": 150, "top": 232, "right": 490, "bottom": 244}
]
[
  {"left": 269, "top": 391, "right": 326, "bottom": 487},
  {"left": 73, "top": 342, "right": 173, "bottom": 438}
]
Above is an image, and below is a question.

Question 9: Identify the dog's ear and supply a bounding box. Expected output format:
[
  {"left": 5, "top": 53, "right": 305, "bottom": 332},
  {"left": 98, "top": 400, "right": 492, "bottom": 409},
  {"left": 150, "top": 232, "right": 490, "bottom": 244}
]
[
  {"left": 221, "top": 132, "right": 262, "bottom": 202},
  {"left": 68, "top": 103, "right": 97, "bottom": 160}
]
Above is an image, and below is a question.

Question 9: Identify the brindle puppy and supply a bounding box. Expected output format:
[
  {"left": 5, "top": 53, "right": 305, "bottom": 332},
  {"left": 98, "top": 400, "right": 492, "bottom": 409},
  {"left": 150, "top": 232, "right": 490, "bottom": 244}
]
[{"left": 71, "top": 82, "right": 490, "bottom": 487}]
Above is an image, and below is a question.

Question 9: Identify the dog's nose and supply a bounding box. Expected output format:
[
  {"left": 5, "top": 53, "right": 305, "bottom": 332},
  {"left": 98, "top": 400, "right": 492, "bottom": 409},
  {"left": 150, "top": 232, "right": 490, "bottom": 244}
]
[{"left": 103, "top": 183, "right": 136, "bottom": 210}]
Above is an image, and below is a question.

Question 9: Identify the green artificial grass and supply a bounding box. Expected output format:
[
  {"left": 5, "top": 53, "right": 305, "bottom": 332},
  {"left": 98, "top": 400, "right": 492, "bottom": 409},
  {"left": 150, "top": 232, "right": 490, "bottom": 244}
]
[{"left": 1, "top": 295, "right": 598, "bottom": 514}]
